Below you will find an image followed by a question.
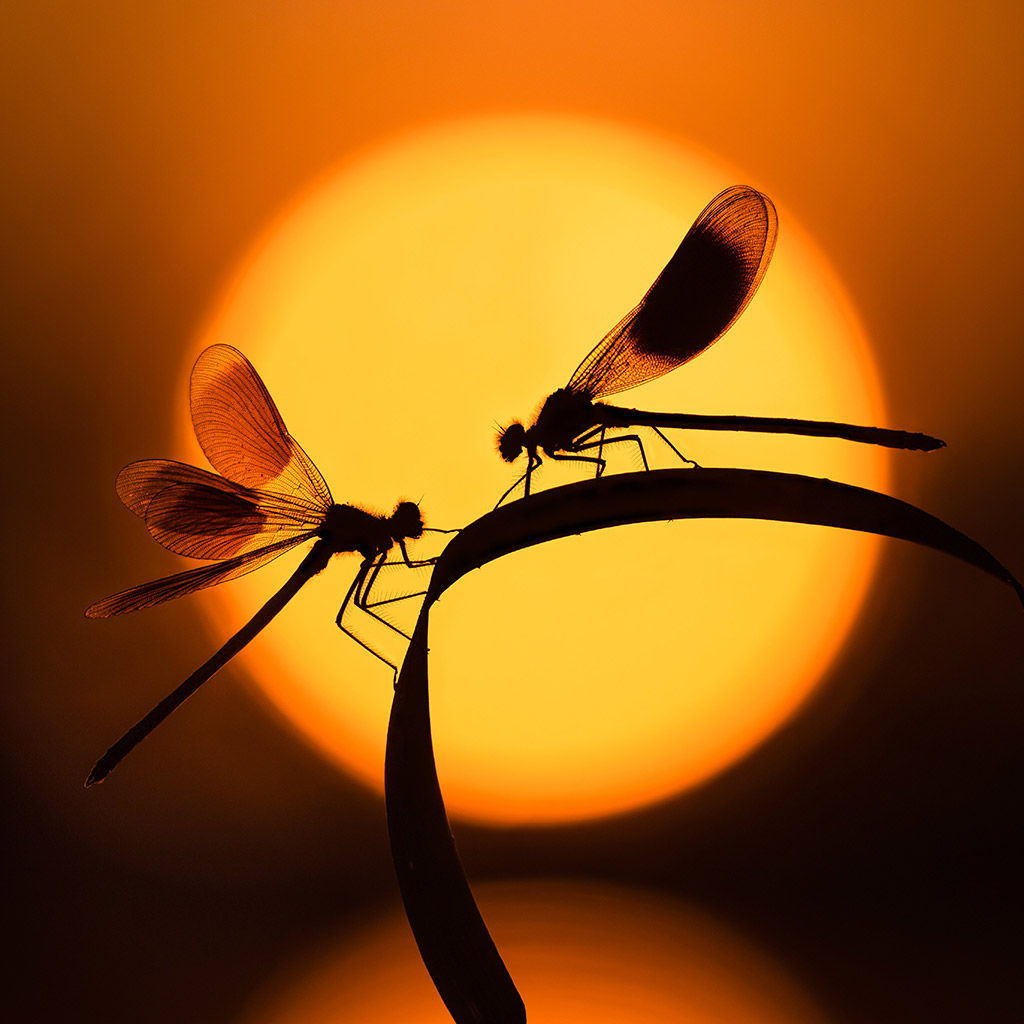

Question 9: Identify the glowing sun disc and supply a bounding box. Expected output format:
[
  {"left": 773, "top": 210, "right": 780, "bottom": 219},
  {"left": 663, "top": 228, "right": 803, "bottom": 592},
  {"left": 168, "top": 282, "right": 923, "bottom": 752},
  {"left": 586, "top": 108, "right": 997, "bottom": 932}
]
[{"left": 184, "top": 114, "right": 887, "bottom": 825}]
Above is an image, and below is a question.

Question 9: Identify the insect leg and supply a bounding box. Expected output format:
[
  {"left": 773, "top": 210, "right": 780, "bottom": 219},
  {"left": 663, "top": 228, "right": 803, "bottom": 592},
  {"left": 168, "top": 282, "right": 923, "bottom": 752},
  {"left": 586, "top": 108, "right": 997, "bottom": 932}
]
[
  {"left": 340, "top": 549, "right": 433, "bottom": 659},
  {"left": 336, "top": 559, "right": 401, "bottom": 677},
  {"left": 497, "top": 449, "right": 541, "bottom": 506},
  {"left": 355, "top": 554, "right": 427, "bottom": 640},
  {"left": 578, "top": 426, "right": 701, "bottom": 470},
  {"left": 650, "top": 425, "right": 701, "bottom": 468},
  {"left": 573, "top": 432, "right": 647, "bottom": 471},
  {"left": 336, "top": 561, "right": 367, "bottom": 629},
  {"left": 567, "top": 425, "right": 611, "bottom": 477},
  {"left": 547, "top": 449, "right": 607, "bottom": 477},
  {"left": 523, "top": 449, "right": 542, "bottom": 497},
  {"left": 395, "top": 538, "right": 440, "bottom": 569},
  {"left": 495, "top": 469, "right": 528, "bottom": 508},
  {"left": 359, "top": 547, "right": 431, "bottom": 624}
]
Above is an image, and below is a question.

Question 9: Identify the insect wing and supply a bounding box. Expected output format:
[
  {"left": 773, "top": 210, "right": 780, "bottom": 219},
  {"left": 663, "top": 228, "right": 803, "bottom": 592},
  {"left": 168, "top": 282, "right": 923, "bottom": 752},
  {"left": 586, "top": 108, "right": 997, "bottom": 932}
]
[
  {"left": 568, "top": 186, "right": 778, "bottom": 399},
  {"left": 85, "top": 532, "right": 316, "bottom": 617},
  {"left": 190, "top": 345, "right": 333, "bottom": 510},
  {"left": 116, "top": 460, "right": 324, "bottom": 560}
]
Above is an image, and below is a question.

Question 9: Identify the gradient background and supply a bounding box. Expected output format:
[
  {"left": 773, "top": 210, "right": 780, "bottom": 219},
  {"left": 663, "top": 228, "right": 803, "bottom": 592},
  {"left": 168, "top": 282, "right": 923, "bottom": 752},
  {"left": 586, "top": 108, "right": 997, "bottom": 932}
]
[{"left": 3, "top": 2, "right": 1022, "bottom": 1021}]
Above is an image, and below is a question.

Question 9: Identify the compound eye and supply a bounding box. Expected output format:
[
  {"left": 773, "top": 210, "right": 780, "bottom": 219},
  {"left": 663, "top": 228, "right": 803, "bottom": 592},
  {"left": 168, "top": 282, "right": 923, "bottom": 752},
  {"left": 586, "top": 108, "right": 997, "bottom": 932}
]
[
  {"left": 391, "top": 500, "right": 424, "bottom": 538},
  {"left": 497, "top": 422, "right": 526, "bottom": 462}
]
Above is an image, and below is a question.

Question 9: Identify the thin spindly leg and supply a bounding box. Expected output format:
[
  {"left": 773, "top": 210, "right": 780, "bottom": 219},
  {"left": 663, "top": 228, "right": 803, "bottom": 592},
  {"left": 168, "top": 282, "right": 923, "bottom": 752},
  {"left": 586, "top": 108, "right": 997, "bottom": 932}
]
[
  {"left": 572, "top": 432, "right": 647, "bottom": 471},
  {"left": 336, "top": 558, "right": 400, "bottom": 675},
  {"left": 495, "top": 470, "right": 528, "bottom": 508},
  {"left": 546, "top": 449, "right": 608, "bottom": 480},
  {"left": 650, "top": 426, "right": 700, "bottom": 468},
  {"left": 573, "top": 425, "right": 604, "bottom": 447},
  {"left": 356, "top": 547, "right": 432, "bottom": 639},
  {"left": 395, "top": 538, "right": 440, "bottom": 570},
  {"left": 524, "top": 450, "right": 542, "bottom": 498},
  {"left": 496, "top": 450, "right": 541, "bottom": 507},
  {"left": 571, "top": 425, "right": 611, "bottom": 476}
]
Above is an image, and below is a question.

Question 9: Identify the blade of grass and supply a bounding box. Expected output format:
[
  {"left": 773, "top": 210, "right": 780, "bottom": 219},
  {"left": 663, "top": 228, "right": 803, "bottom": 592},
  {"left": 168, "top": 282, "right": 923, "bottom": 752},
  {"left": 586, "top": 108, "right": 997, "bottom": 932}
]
[{"left": 385, "top": 467, "right": 1021, "bottom": 1024}]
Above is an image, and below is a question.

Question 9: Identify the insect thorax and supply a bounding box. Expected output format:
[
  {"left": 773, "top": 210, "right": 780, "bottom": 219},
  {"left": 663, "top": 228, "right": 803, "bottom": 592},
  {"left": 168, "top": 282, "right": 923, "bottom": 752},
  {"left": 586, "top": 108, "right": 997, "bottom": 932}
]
[
  {"left": 320, "top": 503, "right": 394, "bottom": 558},
  {"left": 530, "top": 388, "right": 599, "bottom": 454},
  {"left": 320, "top": 501, "right": 423, "bottom": 559}
]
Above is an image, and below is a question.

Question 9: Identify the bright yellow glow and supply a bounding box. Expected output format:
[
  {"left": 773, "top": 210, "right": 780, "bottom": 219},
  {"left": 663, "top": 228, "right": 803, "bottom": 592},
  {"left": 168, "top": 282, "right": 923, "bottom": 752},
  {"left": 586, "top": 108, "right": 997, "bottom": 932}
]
[
  {"left": 184, "top": 114, "right": 887, "bottom": 824},
  {"left": 240, "top": 881, "right": 829, "bottom": 1023}
]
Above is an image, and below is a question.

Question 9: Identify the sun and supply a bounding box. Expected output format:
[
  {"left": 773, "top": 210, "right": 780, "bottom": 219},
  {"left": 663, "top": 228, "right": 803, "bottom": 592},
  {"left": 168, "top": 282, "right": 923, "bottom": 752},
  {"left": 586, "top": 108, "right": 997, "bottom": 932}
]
[{"left": 183, "top": 113, "right": 887, "bottom": 825}]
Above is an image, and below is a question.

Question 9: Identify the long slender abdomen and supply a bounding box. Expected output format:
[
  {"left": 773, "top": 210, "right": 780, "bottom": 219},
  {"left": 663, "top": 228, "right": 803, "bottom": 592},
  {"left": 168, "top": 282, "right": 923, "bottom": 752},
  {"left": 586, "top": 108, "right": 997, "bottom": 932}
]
[{"left": 597, "top": 404, "right": 945, "bottom": 452}]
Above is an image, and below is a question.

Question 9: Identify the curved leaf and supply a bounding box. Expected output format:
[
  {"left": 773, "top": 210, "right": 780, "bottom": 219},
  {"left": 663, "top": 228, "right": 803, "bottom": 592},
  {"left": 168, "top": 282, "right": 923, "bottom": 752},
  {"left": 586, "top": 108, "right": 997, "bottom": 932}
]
[
  {"left": 428, "top": 468, "right": 1023, "bottom": 605},
  {"left": 385, "top": 618, "right": 525, "bottom": 1024},
  {"left": 385, "top": 467, "right": 1022, "bottom": 1024}
]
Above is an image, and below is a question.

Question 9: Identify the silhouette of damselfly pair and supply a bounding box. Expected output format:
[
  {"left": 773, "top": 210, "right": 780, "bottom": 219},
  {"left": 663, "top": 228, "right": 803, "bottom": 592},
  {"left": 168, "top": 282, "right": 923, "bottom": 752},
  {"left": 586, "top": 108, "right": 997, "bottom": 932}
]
[
  {"left": 89, "top": 185, "right": 945, "bottom": 785},
  {"left": 86, "top": 344, "right": 448, "bottom": 785},
  {"left": 497, "top": 186, "right": 943, "bottom": 502}
]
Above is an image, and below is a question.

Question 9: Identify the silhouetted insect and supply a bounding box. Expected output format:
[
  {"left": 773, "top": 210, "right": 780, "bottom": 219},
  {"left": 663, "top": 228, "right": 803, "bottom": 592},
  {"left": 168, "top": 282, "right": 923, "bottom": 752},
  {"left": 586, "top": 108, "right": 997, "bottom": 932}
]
[
  {"left": 86, "top": 344, "right": 443, "bottom": 785},
  {"left": 497, "top": 186, "right": 943, "bottom": 502}
]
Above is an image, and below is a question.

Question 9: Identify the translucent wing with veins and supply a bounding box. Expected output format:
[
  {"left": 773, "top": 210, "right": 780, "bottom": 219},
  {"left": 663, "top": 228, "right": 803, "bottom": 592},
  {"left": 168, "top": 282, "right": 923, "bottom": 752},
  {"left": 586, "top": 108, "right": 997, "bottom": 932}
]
[
  {"left": 87, "top": 347, "right": 337, "bottom": 618},
  {"left": 567, "top": 186, "right": 778, "bottom": 399},
  {"left": 114, "top": 460, "right": 322, "bottom": 560},
  {"left": 85, "top": 533, "right": 318, "bottom": 617},
  {"left": 190, "top": 344, "right": 333, "bottom": 509}
]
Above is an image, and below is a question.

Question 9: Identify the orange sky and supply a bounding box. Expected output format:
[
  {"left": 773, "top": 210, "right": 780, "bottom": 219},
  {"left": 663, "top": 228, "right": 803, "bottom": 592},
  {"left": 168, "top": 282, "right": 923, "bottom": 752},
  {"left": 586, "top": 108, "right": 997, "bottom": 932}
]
[{"left": 2, "top": 2, "right": 1022, "bottom": 1022}]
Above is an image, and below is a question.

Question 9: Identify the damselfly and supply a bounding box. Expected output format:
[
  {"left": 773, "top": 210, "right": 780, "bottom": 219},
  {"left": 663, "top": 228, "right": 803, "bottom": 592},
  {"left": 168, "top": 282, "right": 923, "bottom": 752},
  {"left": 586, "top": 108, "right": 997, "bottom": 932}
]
[
  {"left": 497, "top": 186, "right": 943, "bottom": 501},
  {"left": 86, "top": 344, "right": 443, "bottom": 784}
]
